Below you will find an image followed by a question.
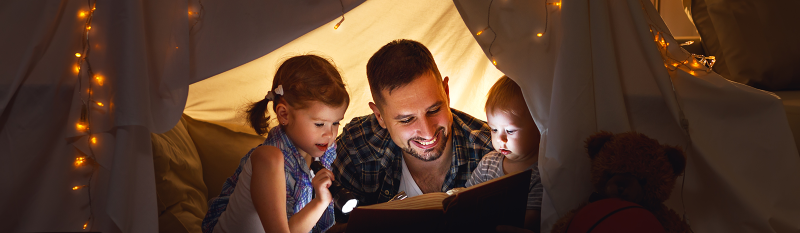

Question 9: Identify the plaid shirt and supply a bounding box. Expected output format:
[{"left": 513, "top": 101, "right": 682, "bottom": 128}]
[
  {"left": 202, "top": 126, "right": 335, "bottom": 233},
  {"left": 333, "top": 108, "right": 494, "bottom": 208}
]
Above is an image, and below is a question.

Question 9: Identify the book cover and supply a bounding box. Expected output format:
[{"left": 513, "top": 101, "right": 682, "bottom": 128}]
[{"left": 345, "top": 169, "right": 532, "bottom": 233}]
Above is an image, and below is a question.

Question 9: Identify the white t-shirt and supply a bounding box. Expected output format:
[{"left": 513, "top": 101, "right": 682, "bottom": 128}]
[
  {"left": 398, "top": 157, "right": 424, "bottom": 198},
  {"left": 213, "top": 156, "right": 315, "bottom": 233}
]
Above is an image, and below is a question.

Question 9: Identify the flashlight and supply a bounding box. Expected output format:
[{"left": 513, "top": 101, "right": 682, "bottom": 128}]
[{"left": 310, "top": 160, "right": 359, "bottom": 214}]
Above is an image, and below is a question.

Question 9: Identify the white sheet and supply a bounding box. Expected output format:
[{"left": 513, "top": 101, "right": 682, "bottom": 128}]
[{"left": 455, "top": 0, "right": 800, "bottom": 232}]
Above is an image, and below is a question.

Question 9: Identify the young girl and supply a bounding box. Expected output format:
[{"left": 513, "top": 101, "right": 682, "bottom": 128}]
[{"left": 202, "top": 55, "right": 350, "bottom": 233}]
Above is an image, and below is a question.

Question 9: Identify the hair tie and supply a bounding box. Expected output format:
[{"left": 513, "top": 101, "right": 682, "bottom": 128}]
[{"left": 265, "top": 85, "right": 284, "bottom": 100}]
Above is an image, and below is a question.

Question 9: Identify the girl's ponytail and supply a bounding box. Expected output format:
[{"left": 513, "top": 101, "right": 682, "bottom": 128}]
[{"left": 246, "top": 97, "right": 272, "bottom": 136}]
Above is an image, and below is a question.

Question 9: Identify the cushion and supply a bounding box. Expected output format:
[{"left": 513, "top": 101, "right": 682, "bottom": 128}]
[
  {"left": 686, "top": 0, "right": 800, "bottom": 91},
  {"left": 152, "top": 115, "right": 209, "bottom": 233},
  {"left": 182, "top": 114, "right": 266, "bottom": 201},
  {"left": 774, "top": 91, "right": 800, "bottom": 154}
]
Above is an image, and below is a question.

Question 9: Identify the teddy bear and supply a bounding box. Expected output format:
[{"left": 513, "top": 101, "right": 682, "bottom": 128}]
[{"left": 551, "top": 131, "right": 692, "bottom": 233}]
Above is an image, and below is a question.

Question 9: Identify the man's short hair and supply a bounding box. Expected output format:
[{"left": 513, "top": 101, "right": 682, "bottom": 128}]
[
  {"left": 366, "top": 39, "right": 443, "bottom": 106},
  {"left": 485, "top": 76, "right": 528, "bottom": 116}
]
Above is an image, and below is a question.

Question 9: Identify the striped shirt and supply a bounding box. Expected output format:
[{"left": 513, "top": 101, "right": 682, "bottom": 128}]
[
  {"left": 465, "top": 151, "right": 543, "bottom": 210},
  {"left": 332, "top": 108, "right": 494, "bottom": 207}
]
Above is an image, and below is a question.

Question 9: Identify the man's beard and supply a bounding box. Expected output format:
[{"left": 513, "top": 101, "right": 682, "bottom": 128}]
[{"left": 402, "top": 127, "right": 448, "bottom": 162}]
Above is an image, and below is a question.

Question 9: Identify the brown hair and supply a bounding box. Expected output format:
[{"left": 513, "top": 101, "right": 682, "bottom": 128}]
[
  {"left": 485, "top": 76, "right": 528, "bottom": 116},
  {"left": 246, "top": 55, "right": 350, "bottom": 135},
  {"left": 366, "top": 39, "right": 442, "bottom": 106}
]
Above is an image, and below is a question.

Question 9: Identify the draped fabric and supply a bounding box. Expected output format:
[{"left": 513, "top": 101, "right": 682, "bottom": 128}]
[
  {"left": 455, "top": 0, "right": 800, "bottom": 232},
  {"left": 0, "top": 0, "right": 363, "bottom": 232}
]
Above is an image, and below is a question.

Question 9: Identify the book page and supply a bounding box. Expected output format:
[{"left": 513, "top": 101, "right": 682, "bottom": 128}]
[{"left": 358, "top": 192, "right": 450, "bottom": 210}]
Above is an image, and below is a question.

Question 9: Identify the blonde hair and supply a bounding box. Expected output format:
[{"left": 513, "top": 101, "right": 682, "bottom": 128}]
[{"left": 485, "top": 76, "right": 528, "bottom": 117}]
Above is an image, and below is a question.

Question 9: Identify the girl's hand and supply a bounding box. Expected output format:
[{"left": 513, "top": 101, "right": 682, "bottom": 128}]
[{"left": 311, "top": 168, "right": 334, "bottom": 204}]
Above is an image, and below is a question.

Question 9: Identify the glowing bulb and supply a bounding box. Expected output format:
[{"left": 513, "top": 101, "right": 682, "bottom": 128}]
[
  {"left": 689, "top": 71, "right": 695, "bottom": 75},
  {"left": 188, "top": 11, "right": 193, "bottom": 16},
  {"left": 91, "top": 137, "right": 97, "bottom": 144},
  {"left": 75, "top": 157, "right": 86, "bottom": 166},
  {"left": 76, "top": 123, "right": 87, "bottom": 131},
  {"left": 74, "top": 65, "right": 81, "bottom": 74},
  {"left": 96, "top": 102, "right": 103, "bottom": 107},
  {"left": 556, "top": 2, "right": 561, "bottom": 6},
  {"left": 691, "top": 61, "right": 700, "bottom": 68},
  {"left": 79, "top": 11, "right": 86, "bottom": 17},
  {"left": 683, "top": 60, "right": 689, "bottom": 64},
  {"left": 83, "top": 222, "right": 88, "bottom": 229},
  {"left": 477, "top": 30, "right": 483, "bottom": 36},
  {"left": 75, "top": 53, "right": 82, "bottom": 57},
  {"left": 175, "top": 47, "right": 178, "bottom": 49},
  {"left": 537, "top": 33, "right": 543, "bottom": 37},
  {"left": 95, "top": 75, "right": 103, "bottom": 86},
  {"left": 86, "top": 26, "right": 91, "bottom": 30},
  {"left": 72, "top": 186, "right": 82, "bottom": 190},
  {"left": 672, "top": 63, "right": 679, "bottom": 67},
  {"left": 334, "top": 17, "right": 344, "bottom": 30},
  {"left": 492, "top": 59, "right": 497, "bottom": 66}
]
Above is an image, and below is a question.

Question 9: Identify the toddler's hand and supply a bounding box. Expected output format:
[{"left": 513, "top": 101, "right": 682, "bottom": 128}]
[{"left": 311, "top": 168, "right": 334, "bottom": 204}]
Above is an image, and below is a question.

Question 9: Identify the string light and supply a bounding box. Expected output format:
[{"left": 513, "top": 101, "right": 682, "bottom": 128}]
[
  {"left": 476, "top": 30, "right": 484, "bottom": 36},
  {"left": 95, "top": 101, "right": 103, "bottom": 107},
  {"left": 94, "top": 75, "right": 103, "bottom": 86},
  {"left": 492, "top": 59, "right": 497, "bottom": 66},
  {"left": 537, "top": 33, "right": 543, "bottom": 37},
  {"left": 334, "top": 0, "right": 345, "bottom": 29},
  {"left": 76, "top": 123, "right": 87, "bottom": 131},
  {"left": 74, "top": 2, "right": 99, "bottom": 231}
]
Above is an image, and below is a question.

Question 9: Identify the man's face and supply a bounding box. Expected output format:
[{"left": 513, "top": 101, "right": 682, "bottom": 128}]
[{"left": 370, "top": 72, "right": 453, "bottom": 162}]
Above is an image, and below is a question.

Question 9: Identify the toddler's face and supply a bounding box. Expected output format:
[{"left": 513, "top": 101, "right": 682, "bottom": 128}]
[
  {"left": 284, "top": 101, "right": 347, "bottom": 158},
  {"left": 486, "top": 107, "right": 540, "bottom": 162}
]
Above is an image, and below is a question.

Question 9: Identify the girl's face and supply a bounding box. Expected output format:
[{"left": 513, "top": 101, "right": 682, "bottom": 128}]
[{"left": 279, "top": 100, "right": 348, "bottom": 158}]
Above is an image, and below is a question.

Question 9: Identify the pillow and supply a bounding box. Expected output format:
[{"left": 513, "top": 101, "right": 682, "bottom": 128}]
[
  {"left": 686, "top": 0, "right": 800, "bottom": 91},
  {"left": 182, "top": 114, "right": 266, "bottom": 201},
  {"left": 152, "top": 115, "right": 209, "bottom": 233}
]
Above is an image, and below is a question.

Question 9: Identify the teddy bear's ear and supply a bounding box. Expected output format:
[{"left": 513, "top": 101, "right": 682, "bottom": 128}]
[
  {"left": 585, "top": 131, "right": 614, "bottom": 159},
  {"left": 665, "top": 146, "right": 686, "bottom": 175}
]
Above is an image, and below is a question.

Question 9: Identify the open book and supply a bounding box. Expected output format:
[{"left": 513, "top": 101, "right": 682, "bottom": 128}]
[{"left": 345, "top": 169, "right": 532, "bottom": 233}]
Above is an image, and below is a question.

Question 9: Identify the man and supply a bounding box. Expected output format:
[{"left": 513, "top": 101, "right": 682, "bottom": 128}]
[{"left": 332, "top": 39, "right": 494, "bottom": 219}]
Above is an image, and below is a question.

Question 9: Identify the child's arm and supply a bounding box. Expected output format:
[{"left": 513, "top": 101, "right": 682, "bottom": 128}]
[
  {"left": 250, "top": 146, "right": 332, "bottom": 233},
  {"left": 524, "top": 209, "right": 541, "bottom": 233}
]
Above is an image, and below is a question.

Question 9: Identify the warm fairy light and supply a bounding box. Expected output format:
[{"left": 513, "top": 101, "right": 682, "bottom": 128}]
[
  {"left": 72, "top": 185, "right": 83, "bottom": 190},
  {"left": 689, "top": 71, "right": 695, "bottom": 75},
  {"left": 95, "top": 75, "right": 103, "bottom": 86},
  {"left": 537, "top": 33, "right": 543, "bottom": 37},
  {"left": 477, "top": 30, "right": 483, "bottom": 36},
  {"left": 79, "top": 11, "right": 86, "bottom": 17},
  {"left": 74, "top": 65, "right": 80, "bottom": 74},
  {"left": 672, "top": 63, "right": 679, "bottom": 67},
  {"left": 95, "top": 102, "right": 104, "bottom": 107},
  {"left": 175, "top": 47, "right": 178, "bottom": 49},
  {"left": 334, "top": 17, "right": 345, "bottom": 30},
  {"left": 75, "top": 157, "right": 86, "bottom": 166},
  {"left": 83, "top": 222, "right": 88, "bottom": 229},
  {"left": 76, "top": 123, "right": 87, "bottom": 131},
  {"left": 683, "top": 60, "right": 689, "bottom": 64},
  {"left": 86, "top": 26, "right": 91, "bottom": 30},
  {"left": 492, "top": 59, "right": 497, "bottom": 66},
  {"left": 188, "top": 11, "right": 193, "bottom": 16},
  {"left": 91, "top": 137, "right": 97, "bottom": 144},
  {"left": 75, "top": 53, "right": 82, "bottom": 57},
  {"left": 691, "top": 61, "right": 700, "bottom": 68}
]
